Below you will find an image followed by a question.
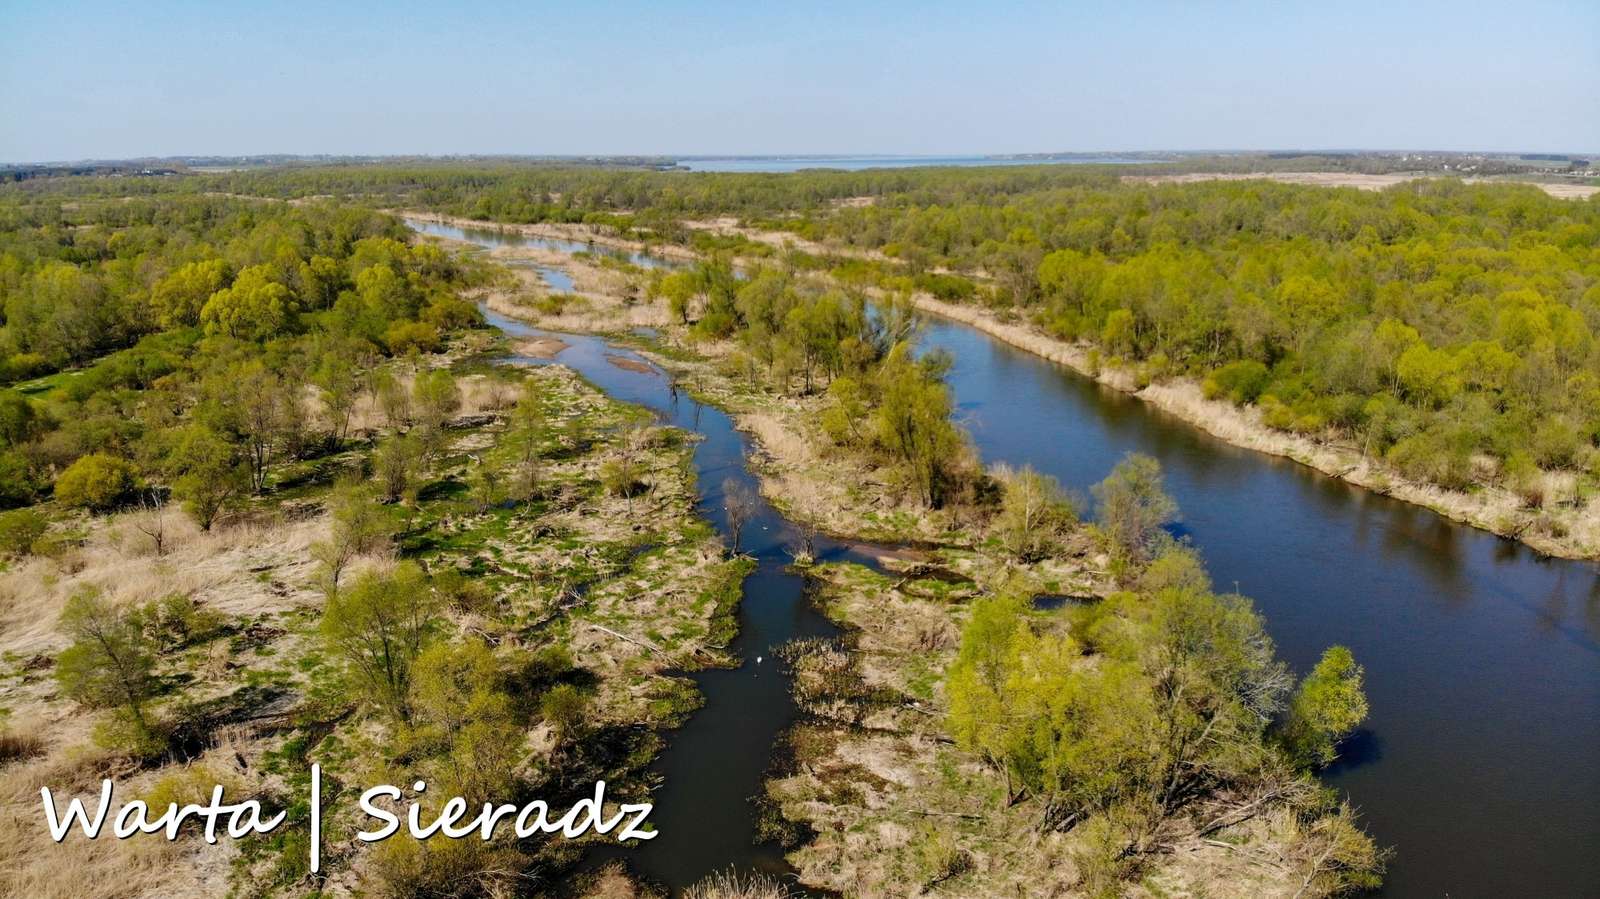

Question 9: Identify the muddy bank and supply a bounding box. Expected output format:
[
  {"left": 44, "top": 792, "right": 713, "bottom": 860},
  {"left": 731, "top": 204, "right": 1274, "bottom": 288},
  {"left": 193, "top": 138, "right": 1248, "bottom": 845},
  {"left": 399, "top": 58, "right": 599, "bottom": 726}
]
[{"left": 912, "top": 296, "right": 1600, "bottom": 561}]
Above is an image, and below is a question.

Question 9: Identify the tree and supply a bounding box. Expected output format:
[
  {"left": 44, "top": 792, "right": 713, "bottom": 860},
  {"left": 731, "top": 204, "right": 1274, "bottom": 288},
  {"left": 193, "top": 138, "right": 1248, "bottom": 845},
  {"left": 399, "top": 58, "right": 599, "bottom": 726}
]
[
  {"left": 0, "top": 508, "right": 47, "bottom": 557},
  {"left": 201, "top": 360, "right": 296, "bottom": 493},
  {"left": 321, "top": 562, "right": 439, "bottom": 721},
  {"left": 166, "top": 425, "right": 246, "bottom": 530},
  {"left": 1092, "top": 453, "right": 1178, "bottom": 569},
  {"left": 721, "top": 477, "right": 757, "bottom": 553},
  {"left": 55, "top": 590, "right": 158, "bottom": 740},
  {"left": 199, "top": 264, "right": 297, "bottom": 341},
  {"left": 412, "top": 369, "right": 462, "bottom": 433},
  {"left": 131, "top": 494, "right": 169, "bottom": 556},
  {"left": 539, "top": 683, "right": 589, "bottom": 748},
  {"left": 945, "top": 591, "right": 1031, "bottom": 802},
  {"left": 311, "top": 481, "right": 399, "bottom": 592},
  {"left": 508, "top": 384, "right": 543, "bottom": 504},
  {"left": 992, "top": 463, "right": 1076, "bottom": 561},
  {"left": 1281, "top": 645, "right": 1368, "bottom": 768},
  {"left": 373, "top": 433, "right": 422, "bottom": 503},
  {"left": 373, "top": 369, "right": 413, "bottom": 430},
  {"left": 409, "top": 639, "right": 522, "bottom": 804},
  {"left": 314, "top": 351, "right": 364, "bottom": 447},
  {"left": 54, "top": 453, "right": 139, "bottom": 511},
  {"left": 150, "top": 259, "right": 229, "bottom": 328},
  {"left": 873, "top": 345, "right": 965, "bottom": 507}
]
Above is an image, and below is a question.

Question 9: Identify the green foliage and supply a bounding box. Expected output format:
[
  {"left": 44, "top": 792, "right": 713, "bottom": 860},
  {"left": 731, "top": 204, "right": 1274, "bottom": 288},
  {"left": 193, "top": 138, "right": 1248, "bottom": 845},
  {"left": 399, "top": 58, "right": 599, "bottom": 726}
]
[
  {"left": 539, "top": 682, "right": 589, "bottom": 746},
  {"left": 0, "top": 507, "right": 47, "bottom": 556},
  {"left": 200, "top": 264, "right": 297, "bottom": 341},
  {"left": 54, "top": 589, "right": 159, "bottom": 740},
  {"left": 321, "top": 562, "right": 439, "bottom": 721},
  {"left": 53, "top": 452, "right": 139, "bottom": 511},
  {"left": 1091, "top": 453, "right": 1178, "bottom": 570},
  {"left": 164, "top": 424, "right": 246, "bottom": 529},
  {"left": 312, "top": 481, "right": 400, "bottom": 591},
  {"left": 1203, "top": 359, "right": 1271, "bottom": 404},
  {"left": 151, "top": 259, "right": 229, "bottom": 328},
  {"left": 991, "top": 463, "right": 1076, "bottom": 561},
  {"left": 1281, "top": 646, "right": 1369, "bottom": 768}
]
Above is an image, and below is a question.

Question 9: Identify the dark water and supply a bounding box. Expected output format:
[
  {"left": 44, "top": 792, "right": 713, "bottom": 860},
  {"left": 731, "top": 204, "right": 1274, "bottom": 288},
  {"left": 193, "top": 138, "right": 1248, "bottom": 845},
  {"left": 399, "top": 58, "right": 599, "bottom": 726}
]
[
  {"left": 920, "top": 319, "right": 1600, "bottom": 899},
  {"left": 427, "top": 220, "right": 1600, "bottom": 898},
  {"left": 676, "top": 155, "right": 1158, "bottom": 173},
  {"left": 480, "top": 304, "right": 882, "bottom": 893}
]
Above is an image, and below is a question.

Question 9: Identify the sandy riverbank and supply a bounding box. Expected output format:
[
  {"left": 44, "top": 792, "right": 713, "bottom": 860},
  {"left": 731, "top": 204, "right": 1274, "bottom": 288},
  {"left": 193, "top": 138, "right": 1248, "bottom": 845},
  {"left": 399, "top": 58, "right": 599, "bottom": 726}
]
[{"left": 912, "top": 296, "right": 1600, "bottom": 560}]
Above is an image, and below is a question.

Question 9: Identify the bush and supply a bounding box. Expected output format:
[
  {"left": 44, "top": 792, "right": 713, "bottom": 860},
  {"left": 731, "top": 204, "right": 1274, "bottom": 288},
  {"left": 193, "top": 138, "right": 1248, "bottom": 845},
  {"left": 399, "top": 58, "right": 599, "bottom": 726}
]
[
  {"left": 1386, "top": 433, "right": 1474, "bottom": 491},
  {"left": 0, "top": 730, "right": 46, "bottom": 765},
  {"left": 53, "top": 453, "right": 139, "bottom": 511},
  {"left": 1204, "top": 359, "right": 1271, "bottom": 404},
  {"left": 0, "top": 508, "right": 47, "bottom": 556},
  {"left": 383, "top": 320, "right": 442, "bottom": 355}
]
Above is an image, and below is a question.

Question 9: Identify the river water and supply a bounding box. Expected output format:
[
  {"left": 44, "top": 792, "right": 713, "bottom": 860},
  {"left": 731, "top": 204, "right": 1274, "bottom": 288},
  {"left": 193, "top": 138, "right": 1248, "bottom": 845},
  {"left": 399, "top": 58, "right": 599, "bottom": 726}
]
[
  {"left": 421, "top": 220, "right": 1600, "bottom": 898},
  {"left": 480, "top": 302, "right": 883, "bottom": 893}
]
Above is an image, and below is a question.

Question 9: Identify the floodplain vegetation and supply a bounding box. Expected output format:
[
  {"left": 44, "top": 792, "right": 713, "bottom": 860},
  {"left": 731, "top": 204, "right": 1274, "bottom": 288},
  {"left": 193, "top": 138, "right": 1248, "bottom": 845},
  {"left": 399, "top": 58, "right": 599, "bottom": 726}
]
[
  {"left": 0, "top": 164, "right": 1462, "bottom": 897},
  {"left": 0, "top": 192, "right": 748, "bottom": 897},
  {"left": 431, "top": 209, "right": 1385, "bottom": 898},
  {"left": 156, "top": 162, "right": 1598, "bottom": 556}
]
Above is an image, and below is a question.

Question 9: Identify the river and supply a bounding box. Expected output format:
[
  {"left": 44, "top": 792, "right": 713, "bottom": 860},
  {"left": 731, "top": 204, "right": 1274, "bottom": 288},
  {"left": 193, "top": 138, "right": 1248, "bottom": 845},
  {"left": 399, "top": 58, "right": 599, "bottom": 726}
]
[{"left": 419, "top": 219, "right": 1600, "bottom": 898}]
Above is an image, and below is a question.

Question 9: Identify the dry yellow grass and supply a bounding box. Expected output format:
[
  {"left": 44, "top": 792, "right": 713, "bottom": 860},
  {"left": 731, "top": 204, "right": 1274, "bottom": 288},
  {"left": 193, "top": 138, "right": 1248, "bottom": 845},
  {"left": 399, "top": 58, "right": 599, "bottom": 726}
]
[{"left": 0, "top": 513, "right": 326, "bottom": 659}]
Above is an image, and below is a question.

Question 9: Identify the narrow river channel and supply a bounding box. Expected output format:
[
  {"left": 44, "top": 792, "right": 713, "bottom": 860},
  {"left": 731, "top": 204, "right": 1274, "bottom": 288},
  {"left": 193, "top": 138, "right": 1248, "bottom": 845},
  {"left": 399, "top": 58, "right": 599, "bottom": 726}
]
[
  {"left": 480, "top": 300, "right": 883, "bottom": 893},
  {"left": 417, "top": 219, "right": 1600, "bottom": 898}
]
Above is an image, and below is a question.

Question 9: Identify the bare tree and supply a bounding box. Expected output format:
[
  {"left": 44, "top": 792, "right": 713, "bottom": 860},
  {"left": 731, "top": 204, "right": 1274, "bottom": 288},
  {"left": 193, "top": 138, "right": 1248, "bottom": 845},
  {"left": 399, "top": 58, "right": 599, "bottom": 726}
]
[
  {"left": 132, "top": 493, "right": 169, "bottom": 557},
  {"left": 722, "top": 477, "right": 757, "bottom": 554}
]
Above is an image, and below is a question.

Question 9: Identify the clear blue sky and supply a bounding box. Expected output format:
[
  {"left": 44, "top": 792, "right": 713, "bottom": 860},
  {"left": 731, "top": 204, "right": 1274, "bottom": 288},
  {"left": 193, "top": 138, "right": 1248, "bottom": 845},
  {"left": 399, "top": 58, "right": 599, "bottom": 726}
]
[{"left": 3, "top": 0, "right": 1597, "bottom": 162}]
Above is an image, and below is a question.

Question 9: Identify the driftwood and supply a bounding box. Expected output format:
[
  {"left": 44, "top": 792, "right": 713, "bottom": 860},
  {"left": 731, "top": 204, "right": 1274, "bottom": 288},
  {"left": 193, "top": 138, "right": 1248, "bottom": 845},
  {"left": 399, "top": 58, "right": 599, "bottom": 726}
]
[{"left": 586, "top": 623, "right": 667, "bottom": 656}]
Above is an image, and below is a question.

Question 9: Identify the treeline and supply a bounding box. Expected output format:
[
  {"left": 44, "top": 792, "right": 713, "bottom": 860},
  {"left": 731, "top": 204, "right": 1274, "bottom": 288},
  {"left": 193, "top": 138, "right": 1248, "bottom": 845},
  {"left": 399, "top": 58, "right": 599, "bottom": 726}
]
[
  {"left": 0, "top": 194, "right": 484, "bottom": 513},
  {"left": 172, "top": 162, "right": 1600, "bottom": 504},
  {"left": 788, "top": 179, "right": 1600, "bottom": 502}
]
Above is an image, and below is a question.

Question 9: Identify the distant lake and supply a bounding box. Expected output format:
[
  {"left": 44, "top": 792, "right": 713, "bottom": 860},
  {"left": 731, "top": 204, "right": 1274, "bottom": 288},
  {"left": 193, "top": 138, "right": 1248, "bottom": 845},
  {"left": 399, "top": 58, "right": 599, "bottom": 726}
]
[{"left": 676, "top": 155, "right": 1157, "bottom": 172}]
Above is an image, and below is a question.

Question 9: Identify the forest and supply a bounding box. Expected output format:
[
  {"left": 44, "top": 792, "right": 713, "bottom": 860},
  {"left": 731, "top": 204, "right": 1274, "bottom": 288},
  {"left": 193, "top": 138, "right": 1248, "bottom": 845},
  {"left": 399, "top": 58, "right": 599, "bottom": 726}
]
[
  {"left": 16, "top": 162, "right": 1583, "bottom": 514},
  {"left": 200, "top": 162, "right": 1599, "bottom": 536}
]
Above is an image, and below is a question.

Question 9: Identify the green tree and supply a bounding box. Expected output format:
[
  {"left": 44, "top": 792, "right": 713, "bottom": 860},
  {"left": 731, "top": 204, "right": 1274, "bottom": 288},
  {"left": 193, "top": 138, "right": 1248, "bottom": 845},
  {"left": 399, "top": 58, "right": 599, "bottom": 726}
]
[
  {"left": 55, "top": 590, "right": 158, "bottom": 739},
  {"left": 311, "top": 481, "right": 399, "bottom": 592},
  {"left": 54, "top": 453, "right": 139, "bottom": 511},
  {"left": 1092, "top": 453, "right": 1178, "bottom": 570},
  {"left": 991, "top": 463, "right": 1077, "bottom": 561},
  {"left": 165, "top": 425, "right": 246, "bottom": 530},
  {"left": 1281, "top": 645, "right": 1369, "bottom": 768},
  {"left": 150, "top": 259, "right": 229, "bottom": 328},
  {"left": 199, "top": 264, "right": 297, "bottom": 341},
  {"left": 321, "top": 562, "right": 439, "bottom": 721}
]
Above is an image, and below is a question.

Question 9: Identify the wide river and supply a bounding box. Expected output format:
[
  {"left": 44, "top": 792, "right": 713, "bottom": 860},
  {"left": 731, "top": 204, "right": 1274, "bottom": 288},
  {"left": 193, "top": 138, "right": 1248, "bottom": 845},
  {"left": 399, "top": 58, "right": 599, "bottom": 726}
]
[{"left": 416, "top": 220, "right": 1600, "bottom": 898}]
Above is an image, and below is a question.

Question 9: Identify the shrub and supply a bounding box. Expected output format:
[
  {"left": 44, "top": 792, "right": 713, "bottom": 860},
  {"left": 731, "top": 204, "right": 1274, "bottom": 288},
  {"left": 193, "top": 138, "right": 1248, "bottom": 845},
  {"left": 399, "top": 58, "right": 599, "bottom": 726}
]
[
  {"left": 53, "top": 453, "right": 139, "bottom": 511},
  {"left": 685, "top": 871, "right": 792, "bottom": 899},
  {"left": 1501, "top": 451, "right": 1545, "bottom": 508},
  {"left": 0, "top": 508, "right": 47, "bottom": 556},
  {"left": 1204, "top": 359, "right": 1271, "bottom": 404},
  {"left": 0, "top": 730, "right": 46, "bottom": 766},
  {"left": 383, "top": 320, "right": 442, "bottom": 355}
]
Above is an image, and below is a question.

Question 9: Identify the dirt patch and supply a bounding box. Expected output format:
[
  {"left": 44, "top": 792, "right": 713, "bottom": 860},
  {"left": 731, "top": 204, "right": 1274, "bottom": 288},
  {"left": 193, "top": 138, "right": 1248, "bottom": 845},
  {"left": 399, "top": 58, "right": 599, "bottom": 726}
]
[
  {"left": 604, "top": 354, "right": 655, "bottom": 375},
  {"left": 516, "top": 335, "right": 570, "bottom": 358}
]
